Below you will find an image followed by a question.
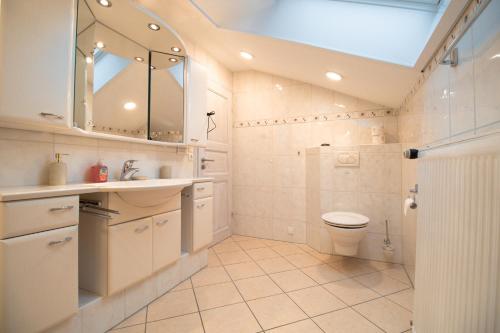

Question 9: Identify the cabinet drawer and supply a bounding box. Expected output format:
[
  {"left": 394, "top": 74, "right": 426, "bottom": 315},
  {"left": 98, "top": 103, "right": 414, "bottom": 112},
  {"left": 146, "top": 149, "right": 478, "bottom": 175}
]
[
  {"left": 153, "top": 210, "right": 181, "bottom": 272},
  {"left": 0, "top": 226, "right": 78, "bottom": 333},
  {"left": 108, "top": 218, "right": 152, "bottom": 295},
  {"left": 0, "top": 195, "right": 78, "bottom": 239},
  {"left": 193, "top": 182, "right": 213, "bottom": 199},
  {"left": 192, "top": 197, "right": 213, "bottom": 252}
]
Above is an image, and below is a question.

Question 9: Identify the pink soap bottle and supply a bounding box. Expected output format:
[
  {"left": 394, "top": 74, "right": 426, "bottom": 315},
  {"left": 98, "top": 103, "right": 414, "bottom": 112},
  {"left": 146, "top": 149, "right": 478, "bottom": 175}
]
[{"left": 90, "top": 160, "right": 108, "bottom": 183}]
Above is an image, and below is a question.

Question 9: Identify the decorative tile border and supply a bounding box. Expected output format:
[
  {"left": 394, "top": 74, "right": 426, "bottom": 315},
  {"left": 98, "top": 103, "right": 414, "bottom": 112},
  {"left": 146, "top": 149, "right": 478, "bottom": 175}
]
[
  {"left": 233, "top": 108, "right": 394, "bottom": 128},
  {"left": 399, "top": 0, "right": 490, "bottom": 112}
]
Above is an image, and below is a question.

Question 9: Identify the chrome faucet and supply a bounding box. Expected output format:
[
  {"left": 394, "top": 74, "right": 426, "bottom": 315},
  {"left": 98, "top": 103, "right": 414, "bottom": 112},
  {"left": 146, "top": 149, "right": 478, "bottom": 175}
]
[{"left": 120, "top": 160, "right": 139, "bottom": 181}]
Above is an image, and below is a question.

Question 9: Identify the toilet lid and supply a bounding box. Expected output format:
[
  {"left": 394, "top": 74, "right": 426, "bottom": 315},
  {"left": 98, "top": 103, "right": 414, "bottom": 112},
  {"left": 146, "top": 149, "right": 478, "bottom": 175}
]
[{"left": 321, "top": 211, "right": 369, "bottom": 228}]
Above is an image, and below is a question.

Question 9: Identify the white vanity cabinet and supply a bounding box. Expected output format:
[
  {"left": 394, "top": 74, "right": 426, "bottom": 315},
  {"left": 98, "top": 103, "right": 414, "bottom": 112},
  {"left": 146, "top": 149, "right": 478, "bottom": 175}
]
[
  {"left": 0, "top": 0, "right": 76, "bottom": 129},
  {"left": 185, "top": 58, "right": 208, "bottom": 146},
  {"left": 153, "top": 210, "right": 181, "bottom": 272},
  {"left": 0, "top": 195, "right": 79, "bottom": 333},
  {"left": 182, "top": 182, "right": 214, "bottom": 253}
]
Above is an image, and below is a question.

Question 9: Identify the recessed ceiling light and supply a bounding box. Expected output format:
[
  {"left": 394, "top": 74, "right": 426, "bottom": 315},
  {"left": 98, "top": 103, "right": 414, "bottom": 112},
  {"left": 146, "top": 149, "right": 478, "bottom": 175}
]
[
  {"left": 123, "top": 102, "right": 137, "bottom": 110},
  {"left": 96, "top": 41, "right": 105, "bottom": 49},
  {"left": 240, "top": 51, "right": 253, "bottom": 60},
  {"left": 326, "top": 71, "right": 342, "bottom": 81},
  {"left": 97, "top": 0, "right": 112, "bottom": 7},
  {"left": 85, "top": 56, "right": 93, "bottom": 64},
  {"left": 169, "top": 58, "right": 178, "bottom": 63},
  {"left": 148, "top": 23, "right": 160, "bottom": 31},
  {"left": 275, "top": 84, "right": 283, "bottom": 91},
  {"left": 134, "top": 57, "right": 144, "bottom": 62},
  {"left": 171, "top": 47, "right": 181, "bottom": 52}
]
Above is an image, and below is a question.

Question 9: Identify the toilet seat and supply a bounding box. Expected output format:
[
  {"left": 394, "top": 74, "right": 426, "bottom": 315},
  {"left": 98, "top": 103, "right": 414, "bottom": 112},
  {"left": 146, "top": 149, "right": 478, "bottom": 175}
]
[{"left": 321, "top": 211, "right": 369, "bottom": 229}]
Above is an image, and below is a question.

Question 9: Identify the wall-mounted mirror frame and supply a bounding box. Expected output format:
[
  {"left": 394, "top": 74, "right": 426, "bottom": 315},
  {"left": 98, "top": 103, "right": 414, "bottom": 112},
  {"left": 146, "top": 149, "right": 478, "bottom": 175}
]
[{"left": 73, "top": 0, "right": 187, "bottom": 144}]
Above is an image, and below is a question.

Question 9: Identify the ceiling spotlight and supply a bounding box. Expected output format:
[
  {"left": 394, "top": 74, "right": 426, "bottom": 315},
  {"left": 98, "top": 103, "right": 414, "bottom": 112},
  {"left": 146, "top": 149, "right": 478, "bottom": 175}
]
[
  {"left": 134, "top": 57, "right": 144, "bottom": 62},
  {"left": 123, "top": 102, "right": 137, "bottom": 110},
  {"left": 326, "top": 71, "right": 342, "bottom": 81},
  {"left": 148, "top": 23, "right": 160, "bottom": 31},
  {"left": 150, "top": 65, "right": 156, "bottom": 70},
  {"left": 171, "top": 47, "right": 181, "bottom": 52},
  {"left": 169, "top": 58, "right": 178, "bottom": 63},
  {"left": 240, "top": 51, "right": 253, "bottom": 60},
  {"left": 96, "top": 41, "right": 105, "bottom": 49},
  {"left": 85, "top": 56, "right": 93, "bottom": 64},
  {"left": 97, "top": 0, "right": 112, "bottom": 7}
]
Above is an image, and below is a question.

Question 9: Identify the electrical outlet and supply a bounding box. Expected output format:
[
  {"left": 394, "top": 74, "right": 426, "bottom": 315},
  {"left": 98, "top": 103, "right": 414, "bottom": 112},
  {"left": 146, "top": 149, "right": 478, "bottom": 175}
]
[{"left": 287, "top": 226, "right": 295, "bottom": 235}]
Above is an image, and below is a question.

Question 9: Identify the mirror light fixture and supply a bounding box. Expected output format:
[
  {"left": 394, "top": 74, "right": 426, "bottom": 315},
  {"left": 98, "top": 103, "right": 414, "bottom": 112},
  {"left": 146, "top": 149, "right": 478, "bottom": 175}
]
[
  {"left": 134, "top": 57, "right": 144, "bottom": 62},
  {"left": 148, "top": 23, "right": 160, "bottom": 31},
  {"left": 326, "top": 71, "right": 342, "bottom": 81},
  {"left": 96, "top": 41, "right": 105, "bottom": 49},
  {"left": 123, "top": 102, "right": 137, "bottom": 110},
  {"left": 240, "top": 51, "right": 253, "bottom": 60},
  {"left": 85, "top": 56, "right": 93, "bottom": 64},
  {"left": 171, "top": 47, "right": 181, "bottom": 52},
  {"left": 169, "top": 58, "right": 178, "bottom": 63},
  {"left": 97, "top": 0, "right": 112, "bottom": 7}
]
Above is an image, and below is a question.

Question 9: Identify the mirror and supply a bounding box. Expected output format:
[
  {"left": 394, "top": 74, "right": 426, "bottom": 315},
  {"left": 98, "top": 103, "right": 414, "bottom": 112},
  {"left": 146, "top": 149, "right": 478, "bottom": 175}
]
[{"left": 74, "top": 0, "right": 186, "bottom": 142}]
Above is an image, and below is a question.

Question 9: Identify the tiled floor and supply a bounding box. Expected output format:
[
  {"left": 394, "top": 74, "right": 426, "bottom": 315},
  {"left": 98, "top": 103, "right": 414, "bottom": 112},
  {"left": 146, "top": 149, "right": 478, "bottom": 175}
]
[{"left": 110, "top": 236, "right": 414, "bottom": 333}]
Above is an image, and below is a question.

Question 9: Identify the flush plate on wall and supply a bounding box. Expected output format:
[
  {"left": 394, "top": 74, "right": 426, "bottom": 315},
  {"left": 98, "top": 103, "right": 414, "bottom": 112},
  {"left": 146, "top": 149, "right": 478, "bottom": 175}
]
[{"left": 335, "top": 151, "right": 359, "bottom": 167}]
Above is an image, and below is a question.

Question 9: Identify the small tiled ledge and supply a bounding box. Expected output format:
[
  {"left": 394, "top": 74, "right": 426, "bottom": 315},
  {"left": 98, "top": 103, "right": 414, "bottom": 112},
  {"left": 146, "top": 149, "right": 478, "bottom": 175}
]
[{"left": 50, "top": 250, "right": 208, "bottom": 333}]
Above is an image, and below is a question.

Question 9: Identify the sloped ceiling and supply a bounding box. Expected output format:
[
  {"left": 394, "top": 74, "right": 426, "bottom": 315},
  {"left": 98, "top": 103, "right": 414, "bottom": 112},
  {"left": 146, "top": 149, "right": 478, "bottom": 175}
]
[{"left": 137, "top": 0, "right": 468, "bottom": 107}]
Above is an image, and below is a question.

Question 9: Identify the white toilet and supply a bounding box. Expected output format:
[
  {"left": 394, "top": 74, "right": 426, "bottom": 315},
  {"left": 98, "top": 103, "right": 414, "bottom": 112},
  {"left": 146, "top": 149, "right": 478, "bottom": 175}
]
[{"left": 321, "top": 211, "right": 370, "bottom": 256}]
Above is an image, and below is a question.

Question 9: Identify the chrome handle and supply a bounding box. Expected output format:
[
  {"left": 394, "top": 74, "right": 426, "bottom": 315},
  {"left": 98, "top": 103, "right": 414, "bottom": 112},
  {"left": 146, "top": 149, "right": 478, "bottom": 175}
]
[
  {"left": 48, "top": 236, "right": 72, "bottom": 246},
  {"left": 40, "top": 112, "right": 64, "bottom": 120},
  {"left": 135, "top": 225, "right": 149, "bottom": 233},
  {"left": 190, "top": 138, "right": 199, "bottom": 142},
  {"left": 196, "top": 187, "right": 205, "bottom": 191},
  {"left": 196, "top": 203, "right": 206, "bottom": 209},
  {"left": 156, "top": 220, "right": 168, "bottom": 226},
  {"left": 50, "top": 205, "right": 74, "bottom": 212},
  {"left": 201, "top": 158, "right": 214, "bottom": 162}
]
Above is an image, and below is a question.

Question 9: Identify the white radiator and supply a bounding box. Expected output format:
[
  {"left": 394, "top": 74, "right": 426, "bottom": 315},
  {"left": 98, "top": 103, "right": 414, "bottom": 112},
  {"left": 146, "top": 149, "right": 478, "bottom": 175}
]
[{"left": 414, "top": 135, "right": 500, "bottom": 332}]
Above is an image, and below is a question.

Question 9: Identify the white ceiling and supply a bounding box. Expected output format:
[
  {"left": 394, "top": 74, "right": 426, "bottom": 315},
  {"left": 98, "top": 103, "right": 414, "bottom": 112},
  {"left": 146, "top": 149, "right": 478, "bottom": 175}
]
[{"left": 136, "top": 0, "right": 468, "bottom": 107}]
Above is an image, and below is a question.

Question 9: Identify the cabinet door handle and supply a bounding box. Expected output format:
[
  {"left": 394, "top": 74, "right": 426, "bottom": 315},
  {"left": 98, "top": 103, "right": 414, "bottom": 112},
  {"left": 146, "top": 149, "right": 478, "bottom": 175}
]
[
  {"left": 50, "top": 205, "right": 74, "bottom": 212},
  {"left": 196, "top": 203, "right": 206, "bottom": 209},
  {"left": 135, "top": 225, "right": 149, "bottom": 233},
  {"left": 190, "top": 138, "right": 199, "bottom": 142},
  {"left": 196, "top": 187, "right": 205, "bottom": 191},
  {"left": 156, "top": 220, "right": 168, "bottom": 226},
  {"left": 48, "top": 236, "right": 72, "bottom": 246},
  {"left": 40, "top": 112, "right": 64, "bottom": 120}
]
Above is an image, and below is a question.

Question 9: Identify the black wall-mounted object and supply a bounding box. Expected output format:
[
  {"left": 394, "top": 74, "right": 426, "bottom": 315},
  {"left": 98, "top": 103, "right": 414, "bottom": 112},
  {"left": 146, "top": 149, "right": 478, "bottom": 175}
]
[{"left": 403, "top": 149, "right": 419, "bottom": 159}]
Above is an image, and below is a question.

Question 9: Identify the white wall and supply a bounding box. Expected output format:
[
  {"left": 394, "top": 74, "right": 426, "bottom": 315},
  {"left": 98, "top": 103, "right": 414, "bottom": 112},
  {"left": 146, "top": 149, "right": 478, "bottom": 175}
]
[
  {"left": 397, "top": 0, "right": 500, "bottom": 283},
  {"left": 231, "top": 70, "right": 399, "bottom": 245}
]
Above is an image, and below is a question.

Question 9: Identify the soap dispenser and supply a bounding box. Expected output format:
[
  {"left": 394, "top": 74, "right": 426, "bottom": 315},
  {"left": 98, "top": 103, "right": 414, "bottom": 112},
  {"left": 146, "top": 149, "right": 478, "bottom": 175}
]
[{"left": 49, "top": 153, "right": 68, "bottom": 186}]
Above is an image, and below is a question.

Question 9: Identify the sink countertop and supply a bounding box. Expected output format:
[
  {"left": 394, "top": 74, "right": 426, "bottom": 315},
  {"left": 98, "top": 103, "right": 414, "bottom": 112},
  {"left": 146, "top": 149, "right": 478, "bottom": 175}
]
[{"left": 0, "top": 177, "right": 213, "bottom": 202}]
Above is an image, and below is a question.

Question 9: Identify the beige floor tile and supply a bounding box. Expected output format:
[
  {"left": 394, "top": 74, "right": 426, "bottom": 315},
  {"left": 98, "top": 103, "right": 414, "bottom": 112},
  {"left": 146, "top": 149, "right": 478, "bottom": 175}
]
[
  {"left": 247, "top": 294, "right": 307, "bottom": 330},
  {"left": 269, "top": 269, "right": 317, "bottom": 292},
  {"left": 329, "top": 258, "right": 377, "bottom": 277},
  {"left": 146, "top": 313, "right": 203, "bottom": 333},
  {"left": 110, "top": 324, "right": 145, "bottom": 333},
  {"left": 323, "top": 279, "right": 380, "bottom": 306},
  {"left": 231, "top": 235, "right": 259, "bottom": 242},
  {"left": 322, "top": 255, "right": 346, "bottom": 264},
  {"left": 147, "top": 289, "right": 198, "bottom": 322},
  {"left": 296, "top": 244, "right": 315, "bottom": 252},
  {"left": 262, "top": 239, "right": 289, "bottom": 246},
  {"left": 313, "top": 308, "right": 383, "bottom": 333},
  {"left": 194, "top": 282, "right": 243, "bottom": 310},
  {"left": 309, "top": 251, "right": 335, "bottom": 262},
  {"left": 191, "top": 267, "right": 231, "bottom": 287},
  {"left": 368, "top": 260, "right": 401, "bottom": 271},
  {"left": 114, "top": 308, "right": 146, "bottom": 329},
  {"left": 271, "top": 244, "right": 305, "bottom": 256},
  {"left": 246, "top": 247, "right": 281, "bottom": 260},
  {"left": 217, "top": 250, "right": 252, "bottom": 265},
  {"left": 235, "top": 275, "right": 283, "bottom": 300},
  {"left": 225, "top": 261, "right": 266, "bottom": 280},
  {"left": 301, "top": 264, "right": 347, "bottom": 284},
  {"left": 255, "top": 257, "right": 296, "bottom": 274},
  {"left": 284, "top": 253, "right": 322, "bottom": 268},
  {"left": 266, "top": 319, "right": 323, "bottom": 333},
  {"left": 212, "top": 242, "right": 242, "bottom": 254},
  {"left": 386, "top": 289, "right": 414, "bottom": 311},
  {"left": 171, "top": 279, "right": 192, "bottom": 292},
  {"left": 207, "top": 252, "right": 222, "bottom": 267},
  {"left": 201, "top": 302, "right": 261, "bottom": 333},
  {"left": 353, "top": 297, "right": 412, "bottom": 333},
  {"left": 381, "top": 266, "right": 412, "bottom": 285},
  {"left": 354, "top": 272, "right": 410, "bottom": 296},
  {"left": 238, "top": 239, "right": 268, "bottom": 250},
  {"left": 287, "top": 286, "right": 346, "bottom": 317}
]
